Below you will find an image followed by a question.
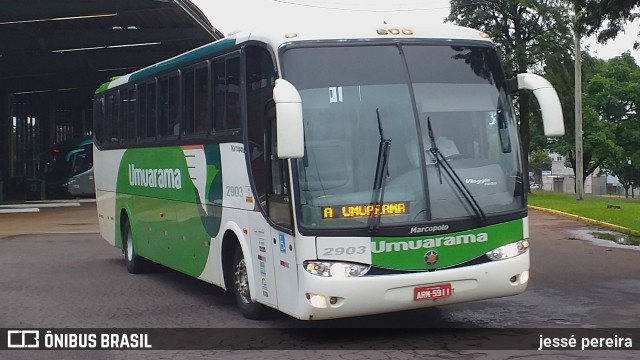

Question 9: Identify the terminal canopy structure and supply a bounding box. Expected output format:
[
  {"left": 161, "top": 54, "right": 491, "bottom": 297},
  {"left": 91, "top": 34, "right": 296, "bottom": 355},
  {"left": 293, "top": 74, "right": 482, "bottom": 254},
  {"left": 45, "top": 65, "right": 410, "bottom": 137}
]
[{"left": 0, "top": 0, "right": 222, "bottom": 200}]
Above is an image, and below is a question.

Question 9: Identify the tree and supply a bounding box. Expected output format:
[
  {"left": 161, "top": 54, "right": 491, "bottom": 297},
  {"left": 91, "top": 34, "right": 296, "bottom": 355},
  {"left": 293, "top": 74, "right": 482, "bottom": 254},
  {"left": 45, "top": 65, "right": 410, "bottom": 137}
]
[
  {"left": 579, "top": 0, "right": 640, "bottom": 47},
  {"left": 550, "top": 53, "right": 640, "bottom": 184},
  {"left": 528, "top": 149, "right": 552, "bottom": 184},
  {"left": 604, "top": 156, "right": 640, "bottom": 198},
  {"left": 447, "top": 0, "right": 574, "bottom": 188},
  {"left": 599, "top": 53, "right": 640, "bottom": 197}
]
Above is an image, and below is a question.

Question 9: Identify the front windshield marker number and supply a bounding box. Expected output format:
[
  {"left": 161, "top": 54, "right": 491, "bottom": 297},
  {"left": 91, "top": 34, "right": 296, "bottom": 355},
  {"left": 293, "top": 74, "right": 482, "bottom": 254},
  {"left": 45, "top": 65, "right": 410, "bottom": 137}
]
[{"left": 329, "top": 86, "right": 343, "bottom": 103}]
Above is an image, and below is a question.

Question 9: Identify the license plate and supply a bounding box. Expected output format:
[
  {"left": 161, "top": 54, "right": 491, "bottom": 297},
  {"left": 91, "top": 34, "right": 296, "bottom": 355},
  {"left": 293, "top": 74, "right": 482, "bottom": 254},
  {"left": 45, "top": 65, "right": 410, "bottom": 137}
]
[{"left": 414, "top": 283, "right": 452, "bottom": 301}]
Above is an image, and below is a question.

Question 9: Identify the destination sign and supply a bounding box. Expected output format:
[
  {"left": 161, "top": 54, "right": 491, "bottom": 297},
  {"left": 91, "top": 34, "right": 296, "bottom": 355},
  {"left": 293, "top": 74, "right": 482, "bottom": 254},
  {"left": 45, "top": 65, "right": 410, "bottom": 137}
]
[{"left": 321, "top": 202, "right": 409, "bottom": 219}]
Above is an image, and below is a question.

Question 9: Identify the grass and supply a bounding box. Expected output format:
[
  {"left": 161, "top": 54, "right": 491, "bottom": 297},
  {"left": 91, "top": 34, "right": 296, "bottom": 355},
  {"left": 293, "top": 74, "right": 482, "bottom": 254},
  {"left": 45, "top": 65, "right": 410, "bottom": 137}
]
[{"left": 528, "top": 190, "right": 640, "bottom": 233}]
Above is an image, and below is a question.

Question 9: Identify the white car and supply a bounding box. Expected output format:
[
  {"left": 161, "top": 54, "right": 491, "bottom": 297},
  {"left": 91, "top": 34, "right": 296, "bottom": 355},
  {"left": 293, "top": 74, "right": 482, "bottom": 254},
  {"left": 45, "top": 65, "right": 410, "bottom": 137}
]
[{"left": 530, "top": 183, "right": 541, "bottom": 189}]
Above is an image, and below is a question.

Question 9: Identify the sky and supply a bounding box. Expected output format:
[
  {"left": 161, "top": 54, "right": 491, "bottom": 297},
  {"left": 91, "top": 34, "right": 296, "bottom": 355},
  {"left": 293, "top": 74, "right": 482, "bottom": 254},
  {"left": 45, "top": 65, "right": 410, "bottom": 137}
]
[{"left": 190, "top": 0, "right": 640, "bottom": 64}]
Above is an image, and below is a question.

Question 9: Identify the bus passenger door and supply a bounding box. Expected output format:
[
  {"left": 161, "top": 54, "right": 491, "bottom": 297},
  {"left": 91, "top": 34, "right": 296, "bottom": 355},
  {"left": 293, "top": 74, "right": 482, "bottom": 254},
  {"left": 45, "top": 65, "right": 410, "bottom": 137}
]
[
  {"left": 248, "top": 100, "right": 298, "bottom": 314},
  {"left": 267, "top": 118, "right": 299, "bottom": 315},
  {"left": 270, "top": 224, "right": 297, "bottom": 314}
]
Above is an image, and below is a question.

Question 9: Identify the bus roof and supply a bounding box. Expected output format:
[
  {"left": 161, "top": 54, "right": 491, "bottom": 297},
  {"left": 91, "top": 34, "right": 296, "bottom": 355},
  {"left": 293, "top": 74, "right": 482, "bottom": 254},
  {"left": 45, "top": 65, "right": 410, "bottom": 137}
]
[
  {"left": 240, "top": 21, "right": 492, "bottom": 49},
  {"left": 97, "top": 21, "right": 492, "bottom": 93}
]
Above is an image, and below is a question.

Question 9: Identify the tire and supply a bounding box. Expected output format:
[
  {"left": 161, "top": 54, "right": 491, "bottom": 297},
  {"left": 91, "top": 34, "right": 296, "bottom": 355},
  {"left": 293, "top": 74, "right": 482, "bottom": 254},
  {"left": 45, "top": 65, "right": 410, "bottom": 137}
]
[
  {"left": 232, "top": 246, "right": 265, "bottom": 320},
  {"left": 123, "top": 219, "right": 146, "bottom": 274}
]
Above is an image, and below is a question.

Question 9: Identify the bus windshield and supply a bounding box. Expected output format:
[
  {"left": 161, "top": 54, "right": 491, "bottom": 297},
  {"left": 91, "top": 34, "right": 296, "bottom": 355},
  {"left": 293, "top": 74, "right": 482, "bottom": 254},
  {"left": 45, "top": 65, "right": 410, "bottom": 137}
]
[
  {"left": 41, "top": 148, "right": 71, "bottom": 180},
  {"left": 281, "top": 43, "right": 524, "bottom": 229}
]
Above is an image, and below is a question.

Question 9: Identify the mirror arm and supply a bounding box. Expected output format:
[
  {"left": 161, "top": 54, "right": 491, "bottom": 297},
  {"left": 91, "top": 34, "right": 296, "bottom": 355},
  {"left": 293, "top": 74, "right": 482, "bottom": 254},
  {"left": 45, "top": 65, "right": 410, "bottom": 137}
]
[{"left": 515, "top": 73, "right": 565, "bottom": 137}]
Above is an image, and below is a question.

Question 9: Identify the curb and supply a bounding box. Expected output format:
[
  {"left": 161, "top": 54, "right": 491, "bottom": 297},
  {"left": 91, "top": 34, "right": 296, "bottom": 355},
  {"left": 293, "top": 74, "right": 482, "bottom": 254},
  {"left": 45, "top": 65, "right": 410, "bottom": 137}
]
[
  {"left": 528, "top": 205, "right": 640, "bottom": 237},
  {"left": 0, "top": 202, "right": 80, "bottom": 209},
  {"left": 0, "top": 208, "right": 40, "bottom": 214}
]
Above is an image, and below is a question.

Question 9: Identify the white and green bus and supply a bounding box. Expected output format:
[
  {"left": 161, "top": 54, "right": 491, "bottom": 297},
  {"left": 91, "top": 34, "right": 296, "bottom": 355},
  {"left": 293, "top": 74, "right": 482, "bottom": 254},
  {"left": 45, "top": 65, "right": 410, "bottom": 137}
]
[
  {"left": 41, "top": 136, "right": 95, "bottom": 198},
  {"left": 94, "top": 21, "right": 564, "bottom": 320}
]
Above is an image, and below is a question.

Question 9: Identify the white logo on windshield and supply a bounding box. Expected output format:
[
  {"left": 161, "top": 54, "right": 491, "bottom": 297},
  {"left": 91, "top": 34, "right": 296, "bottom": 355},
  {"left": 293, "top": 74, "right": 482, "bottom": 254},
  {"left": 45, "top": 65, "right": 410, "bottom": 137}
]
[{"left": 465, "top": 178, "right": 497, "bottom": 186}]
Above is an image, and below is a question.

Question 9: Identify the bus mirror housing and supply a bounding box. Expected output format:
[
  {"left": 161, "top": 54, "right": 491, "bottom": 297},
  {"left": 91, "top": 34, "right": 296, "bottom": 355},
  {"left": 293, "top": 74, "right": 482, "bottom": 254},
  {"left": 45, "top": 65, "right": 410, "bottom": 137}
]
[
  {"left": 273, "top": 79, "right": 304, "bottom": 159},
  {"left": 516, "top": 73, "right": 565, "bottom": 137}
]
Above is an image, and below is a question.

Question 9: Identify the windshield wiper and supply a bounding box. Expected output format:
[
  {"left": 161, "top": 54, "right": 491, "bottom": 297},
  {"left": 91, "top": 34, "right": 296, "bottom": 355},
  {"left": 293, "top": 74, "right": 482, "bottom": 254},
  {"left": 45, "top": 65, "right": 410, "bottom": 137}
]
[
  {"left": 368, "top": 108, "right": 392, "bottom": 232},
  {"left": 426, "top": 117, "right": 487, "bottom": 224},
  {"left": 426, "top": 116, "right": 443, "bottom": 184}
]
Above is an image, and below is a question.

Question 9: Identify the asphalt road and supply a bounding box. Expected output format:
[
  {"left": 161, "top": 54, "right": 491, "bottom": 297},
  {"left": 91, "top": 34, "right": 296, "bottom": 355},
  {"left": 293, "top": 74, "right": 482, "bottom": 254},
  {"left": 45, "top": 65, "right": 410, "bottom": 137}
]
[{"left": 1, "top": 208, "right": 639, "bottom": 359}]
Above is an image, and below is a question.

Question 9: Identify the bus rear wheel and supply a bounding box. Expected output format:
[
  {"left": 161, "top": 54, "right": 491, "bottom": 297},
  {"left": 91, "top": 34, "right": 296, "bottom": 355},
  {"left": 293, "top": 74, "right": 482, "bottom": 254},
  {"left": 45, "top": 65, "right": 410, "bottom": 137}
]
[
  {"left": 123, "top": 219, "right": 146, "bottom": 274},
  {"left": 232, "top": 246, "right": 265, "bottom": 320}
]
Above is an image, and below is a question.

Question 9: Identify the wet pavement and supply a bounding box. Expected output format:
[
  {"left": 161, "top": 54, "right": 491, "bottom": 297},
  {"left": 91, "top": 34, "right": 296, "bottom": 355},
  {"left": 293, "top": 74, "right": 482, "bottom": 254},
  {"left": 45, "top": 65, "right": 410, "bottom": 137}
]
[
  {"left": 0, "top": 200, "right": 98, "bottom": 238},
  {"left": 1, "top": 205, "right": 639, "bottom": 359}
]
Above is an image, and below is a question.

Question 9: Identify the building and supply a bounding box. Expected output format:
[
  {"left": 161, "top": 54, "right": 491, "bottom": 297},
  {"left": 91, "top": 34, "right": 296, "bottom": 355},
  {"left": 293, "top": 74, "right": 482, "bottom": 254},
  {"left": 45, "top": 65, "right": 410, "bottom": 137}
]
[
  {"left": 0, "top": 0, "right": 223, "bottom": 201},
  {"left": 541, "top": 153, "right": 637, "bottom": 196}
]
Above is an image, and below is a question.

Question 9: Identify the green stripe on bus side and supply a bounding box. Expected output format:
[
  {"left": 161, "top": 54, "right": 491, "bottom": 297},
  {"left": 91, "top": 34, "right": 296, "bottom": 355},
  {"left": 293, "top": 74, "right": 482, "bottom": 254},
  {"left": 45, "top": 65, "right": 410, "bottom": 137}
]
[
  {"left": 128, "top": 37, "right": 237, "bottom": 83},
  {"left": 114, "top": 144, "right": 223, "bottom": 277},
  {"left": 371, "top": 219, "right": 524, "bottom": 270},
  {"left": 95, "top": 81, "right": 112, "bottom": 94},
  {"left": 96, "top": 76, "right": 123, "bottom": 94}
]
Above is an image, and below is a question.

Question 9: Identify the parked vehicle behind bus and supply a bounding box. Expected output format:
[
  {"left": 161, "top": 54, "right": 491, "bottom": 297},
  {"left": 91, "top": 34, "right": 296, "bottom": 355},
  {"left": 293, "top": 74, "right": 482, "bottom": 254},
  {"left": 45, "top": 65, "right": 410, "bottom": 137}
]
[{"left": 41, "top": 137, "right": 95, "bottom": 198}]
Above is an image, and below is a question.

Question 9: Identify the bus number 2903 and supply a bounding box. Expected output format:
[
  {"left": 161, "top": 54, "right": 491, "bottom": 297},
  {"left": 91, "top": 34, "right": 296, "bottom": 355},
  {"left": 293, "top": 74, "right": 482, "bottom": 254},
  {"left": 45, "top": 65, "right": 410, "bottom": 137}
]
[
  {"left": 322, "top": 246, "right": 367, "bottom": 256},
  {"left": 226, "top": 186, "right": 244, "bottom": 197}
]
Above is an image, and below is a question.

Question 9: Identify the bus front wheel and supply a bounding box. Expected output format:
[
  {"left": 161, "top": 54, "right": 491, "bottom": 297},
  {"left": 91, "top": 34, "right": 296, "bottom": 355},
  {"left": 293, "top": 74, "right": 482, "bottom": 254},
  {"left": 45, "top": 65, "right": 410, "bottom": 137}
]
[
  {"left": 232, "top": 246, "right": 265, "bottom": 320},
  {"left": 123, "top": 219, "right": 146, "bottom": 274}
]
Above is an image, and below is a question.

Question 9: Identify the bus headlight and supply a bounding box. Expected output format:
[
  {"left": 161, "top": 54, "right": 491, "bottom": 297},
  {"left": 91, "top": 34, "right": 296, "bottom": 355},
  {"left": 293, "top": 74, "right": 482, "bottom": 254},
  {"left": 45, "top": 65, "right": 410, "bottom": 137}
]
[
  {"left": 304, "top": 261, "right": 370, "bottom": 277},
  {"left": 486, "top": 240, "right": 529, "bottom": 261}
]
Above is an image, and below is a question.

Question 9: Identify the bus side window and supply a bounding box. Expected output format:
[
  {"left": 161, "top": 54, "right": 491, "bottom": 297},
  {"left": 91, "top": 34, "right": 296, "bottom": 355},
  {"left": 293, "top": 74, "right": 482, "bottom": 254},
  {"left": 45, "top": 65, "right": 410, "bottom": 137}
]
[
  {"left": 158, "top": 73, "right": 180, "bottom": 138},
  {"left": 212, "top": 59, "right": 225, "bottom": 131},
  {"left": 183, "top": 68, "right": 195, "bottom": 134},
  {"left": 168, "top": 75, "right": 180, "bottom": 136},
  {"left": 246, "top": 45, "right": 276, "bottom": 210},
  {"left": 138, "top": 84, "right": 147, "bottom": 139},
  {"left": 83, "top": 144, "right": 93, "bottom": 171},
  {"left": 245, "top": 45, "right": 287, "bottom": 227},
  {"left": 182, "top": 63, "right": 209, "bottom": 135},
  {"left": 94, "top": 98, "right": 104, "bottom": 144},
  {"left": 105, "top": 94, "right": 114, "bottom": 143},
  {"left": 120, "top": 87, "right": 136, "bottom": 142},
  {"left": 146, "top": 81, "right": 157, "bottom": 139},
  {"left": 126, "top": 88, "right": 137, "bottom": 141},
  {"left": 120, "top": 89, "right": 129, "bottom": 142},
  {"left": 213, "top": 54, "right": 242, "bottom": 131},
  {"left": 111, "top": 92, "right": 120, "bottom": 143},
  {"left": 268, "top": 105, "right": 292, "bottom": 230},
  {"left": 71, "top": 151, "right": 91, "bottom": 175},
  {"left": 158, "top": 77, "right": 170, "bottom": 137},
  {"left": 194, "top": 65, "right": 209, "bottom": 133},
  {"left": 226, "top": 57, "right": 241, "bottom": 129}
]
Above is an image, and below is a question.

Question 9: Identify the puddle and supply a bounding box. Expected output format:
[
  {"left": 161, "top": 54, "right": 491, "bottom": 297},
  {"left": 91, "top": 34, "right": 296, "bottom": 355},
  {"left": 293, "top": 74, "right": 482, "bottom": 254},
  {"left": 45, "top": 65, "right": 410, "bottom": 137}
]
[
  {"left": 590, "top": 231, "right": 640, "bottom": 246},
  {"left": 568, "top": 229, "right": 640, "bottom": 251}
]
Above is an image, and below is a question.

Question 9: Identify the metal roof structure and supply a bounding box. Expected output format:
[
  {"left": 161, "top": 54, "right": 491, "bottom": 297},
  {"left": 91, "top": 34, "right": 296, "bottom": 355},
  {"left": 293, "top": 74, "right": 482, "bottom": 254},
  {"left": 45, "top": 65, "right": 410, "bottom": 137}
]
[
  {"left": 0, "top": 0, "right": 222, "bottom": 95},
  {"left": 0, "top": 0, "right": 223, "bottom": 195}
]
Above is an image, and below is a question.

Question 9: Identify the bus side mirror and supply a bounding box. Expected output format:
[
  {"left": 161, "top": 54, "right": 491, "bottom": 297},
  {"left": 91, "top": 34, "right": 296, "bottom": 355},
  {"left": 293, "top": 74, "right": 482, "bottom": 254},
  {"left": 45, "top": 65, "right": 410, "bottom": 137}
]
[
  {"left": 516, "top": 73, "right": 565, "bottom": 137},
  {"left": 273, "top": 79, "right": 304, "bottom": 159}
]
